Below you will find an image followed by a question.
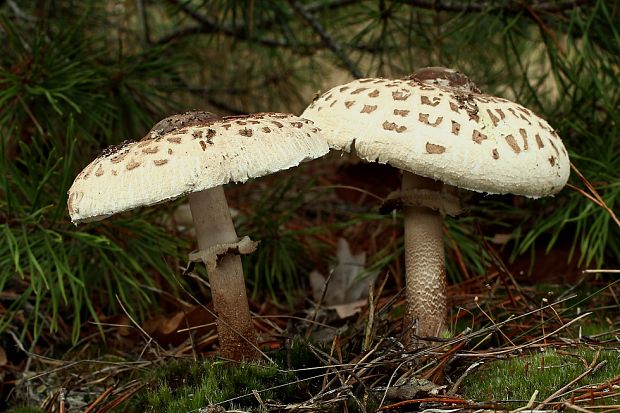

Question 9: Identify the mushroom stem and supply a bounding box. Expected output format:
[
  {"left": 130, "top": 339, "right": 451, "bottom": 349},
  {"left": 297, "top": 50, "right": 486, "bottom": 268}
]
[
  {"left": 401, "top": 172, "right": 448, "bottom": 346},
  {"left": 189, "top": 186, "right": 259, "bottom": 361}
]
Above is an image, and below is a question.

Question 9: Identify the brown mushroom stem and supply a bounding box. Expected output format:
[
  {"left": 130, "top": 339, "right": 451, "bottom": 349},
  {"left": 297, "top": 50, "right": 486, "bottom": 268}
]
[
  {"left": 401, "top": 172, "right": 448, "bottom": 346},
  {"left": 189, "top": 186, "right": 259, "bottom": 361}
]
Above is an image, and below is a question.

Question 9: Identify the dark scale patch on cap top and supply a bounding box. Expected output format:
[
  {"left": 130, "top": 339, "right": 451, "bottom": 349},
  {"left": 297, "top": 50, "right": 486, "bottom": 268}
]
[
  {"left": 126, "top": 160, "right": 141, "bottom": 170},
  {"left": 271, "top": 121, "right": 284, "bottom": 128},
  {"left": 149, "top": 111, "right": 220, "bottom": 137},
  {"left": 535, "top": 134, "right": 544, "bottom": 149},
  {"left": 358, "top": 79, "right": 375, "bottom": 83},
  {"left": 519, "top": 129, "right": 529, "bottom": 150},
  {"left": 154, "top": 159, "right": 168, "bottom": 166},
  {"left": 339, "top": 86, "right": 350, "bottom": 92},
  {"left": 392, "top": 90, "right": 411, "bottom": 101},
  {"left": 100, "top": 140, "right": 133, "bottom": 159},
  {"left": 262, "top": 126, "right": 271, "bottom": 133},
  {"left": 368, "top": 89, "right": 380, "bottom": 97},
  {"left": 508, "top": 108, "right": 519, "bottom": 119},
  {"left": 455, "top": 93, "right": 479, "bottom": 120},
  {"left": 142, "top": 146, "right": 159, "bottom": 154},
  {"left": 492, "top": 149, "right": 500, "bottom": 159},
  {"left": 505, "top": 135, "right": 521, "bottom": 153},
  {"left": 199, "top": 140, "right": 208, "bottom": 151},
  {"left": 361, "top": 105, "right": 377, "bottom": 114},
  {"left": 111, "top": 151, "right": 130, "bottom": 164},
  {"left": 548, "top": 156, "right": 556, "bottom": 166},
  {"left": 192, "top": 130, "right": 203, "bottom": 140},
  {"left": 496, "top": 109, "right": 506, "bottom": 120},
  {"left": 472, "top": 130, "right": 487, "bottom": 144},
  {"left": 344, "top": 101, "right": 355, "bottom": 108},
  {"left": 95, "top": 166, "right": 104, "bottom": 177},
  {"left": 426, "top": 142, "right": 446, "bottom": 154},
  {"left": 418, "top": 113, "right": 443, "bottom": 127},
  {"left": 239, "top": 128, "right": 253, "bottom": 137},
  {"left": 417, "top": 84, "right": 435, "bottom": 91},
  {"left": 290, "top": 121, "right": 303, "bottom": 128},
  {"left": 167, "top": 137, "right": 182, "bottom": 144},
  {"left": 394, "top": 109, "right": 410, "bottom": 117},
  {"left": 351, "top": 87, "right": 368, "bottom": 94},
  {"left": 407, "top": 67, "right": 482, "bottom": 94},
  {"left": 486, "top": 109, "right": 500, "bottom": 127},
  {"left": 519, "top": 114, "right": 531, "bottom": 125},
  {"left": 168, "top": 148, "right": 173, "bottom": 155},
  {"left": 420, "top": 96, "right": 441, "bottom": 106},
  {"left": 548, "top": 138, "right": 559, "bottom": 156},
  {"left": 236, "top": 121, "right": 247, "bottom": 125},
  {"left": 382, "top": 121, "right": 407, "bottom": 133},
  {"left": 330, "top": 100, "right": 337, "bottom": 107},
  {"left": 449, "top": 102, "right": 460, "bottom": 113},
  {"left": 517, "top": 106, "right": 532, "bottom": 117},
  {"left": 451, "top": 121, "right": 461, "bottom": 135}
]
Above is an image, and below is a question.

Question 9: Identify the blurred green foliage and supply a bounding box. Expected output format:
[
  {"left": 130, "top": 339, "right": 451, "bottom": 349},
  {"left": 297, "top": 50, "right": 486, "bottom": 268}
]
[{"left": 0, "top": 0, "right": 617, "bottom": 345}]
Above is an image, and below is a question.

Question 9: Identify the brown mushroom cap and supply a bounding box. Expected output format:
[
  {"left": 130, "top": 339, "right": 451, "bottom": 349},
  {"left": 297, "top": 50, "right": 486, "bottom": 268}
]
[
  {"left": 68, "top": 112, "right": 328, "bottom": 223},
  {"left": 302, "top": 76, "right": 570, "bottom": 197}
]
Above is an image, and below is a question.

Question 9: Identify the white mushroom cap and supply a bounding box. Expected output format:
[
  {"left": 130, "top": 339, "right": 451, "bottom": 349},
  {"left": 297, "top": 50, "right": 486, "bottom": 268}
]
[
  {"left": 302, "top": 76, "right": 570, "bottom": 197},
  {"left": 68, "top": 113, "right": 329, "bottom": 223}
]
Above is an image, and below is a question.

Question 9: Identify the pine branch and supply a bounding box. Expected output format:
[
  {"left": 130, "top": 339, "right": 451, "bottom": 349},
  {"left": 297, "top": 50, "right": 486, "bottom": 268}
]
[
  {"left": 160, "top": 0, "right": 294, "bottom": 48},
  {"left": 289, "top": 0, "right": 363, "bottom": 78},
  {"left": 405, "top": 0, "right": 589, "bottom": 15}
]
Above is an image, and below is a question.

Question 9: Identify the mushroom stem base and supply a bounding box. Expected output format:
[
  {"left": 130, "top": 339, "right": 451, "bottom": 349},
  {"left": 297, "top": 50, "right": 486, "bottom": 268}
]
[
  {"left": 402, "top": 172, "right": 448, "bottom": 347},
  {"left": 189, "top": 186, "right": 259, "bottom": 361}
]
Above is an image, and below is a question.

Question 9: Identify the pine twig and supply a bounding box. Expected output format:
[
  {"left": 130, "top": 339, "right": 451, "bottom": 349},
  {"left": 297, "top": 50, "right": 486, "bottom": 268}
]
[
  {"left": 288, "top": 0, "right": 363, "bottom": 79},
  {"left": 406, "top": 0, "right": 589, "bottom": 15}
]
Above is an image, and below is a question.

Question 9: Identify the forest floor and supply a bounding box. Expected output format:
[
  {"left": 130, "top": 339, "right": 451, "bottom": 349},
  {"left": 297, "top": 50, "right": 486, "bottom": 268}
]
[{"left": 3, "top": 160, "right": 619, "bottom": 413}]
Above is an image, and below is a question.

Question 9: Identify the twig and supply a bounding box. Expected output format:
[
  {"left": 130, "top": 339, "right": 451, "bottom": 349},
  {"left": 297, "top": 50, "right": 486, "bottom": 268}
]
[
  {"left": 305, "top": 268, "right": 335, "bottom": 339},
  {"left": 447, "top": 360, "right": 484, "bottom": 395},
  {"left": 562, "top": 402, "right": 595, "bottom": 413},
  {"left": 134, "top": 0, "right": 150, "bottom": 46},
  {"left": 115, "top": 294, "right": 165, "bottom": 357},
  {"left": 582, "top": 269, "right": 620, "bottom": 274},
  {"left": 362, "top": 282, "right": 375, "bottom": 352},
  {"left": 288, "top": 0, "right": 363, "bottom": 78},
  {"left": 569, "top": 162, "right": 620, "bottom": 228},
  {"left": 177, "top": 275, "right": 274, "bottom": 363},
  {"left": 513, "top": 389, "right": 539, "bottom": 412},
  {"left": 83, "top": 386, "right": 115, "bottom": 413},
  {"left": 404, "top": 0, "right": 589, "bottom": 15}
]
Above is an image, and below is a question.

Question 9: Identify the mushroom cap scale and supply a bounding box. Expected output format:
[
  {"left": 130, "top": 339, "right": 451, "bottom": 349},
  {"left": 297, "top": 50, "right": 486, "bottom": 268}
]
[
  {"left": 302, "top": 78, "right": 570, "bottom": 198},
  {"left": 68, "top": 113, "right": 329, "bottom": 223}
]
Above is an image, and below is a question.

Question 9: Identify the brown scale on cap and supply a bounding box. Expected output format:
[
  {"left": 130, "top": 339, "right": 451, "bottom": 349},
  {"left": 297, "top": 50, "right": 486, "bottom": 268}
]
[
  {"left": 519, "top": 129, "right": 529, "bottom": 150},
  {"left": 361, "top": 105, "right": 377, "bottom": 114},
  {"left": 149, "top": 111, "right": 219, "bottom": 139},
  {"left": 418, "top": 113, "right": 443, "bottom": 127},
  {"left": 383, "top": 121, "right": 407, "bottom": 133},
  {"left": 451, "top": 121, "right": 461, "bottom": 135},
  {"left": 99, "top": 140, "right": 132, "bottom": 159},
  {"left": 407, "top": 66, "right": 482, "bottom": 94},
  {"left": 505, "top": 135, "right": 521, "bottom": 153},
  {"left": 426, "top": 142, "right": 446, "bottom": 154}
]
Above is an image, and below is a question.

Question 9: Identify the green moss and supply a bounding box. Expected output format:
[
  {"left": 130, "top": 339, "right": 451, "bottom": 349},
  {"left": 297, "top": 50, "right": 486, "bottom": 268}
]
[
  {"left": 460, "top": 347, "right": 620, "bottom": 408},
  {"left": 7, "top": 407, "right": 44, "bottom": 413},
  {"left": 118, "top": 358, "right": 302, "bottom": 412}
]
